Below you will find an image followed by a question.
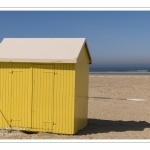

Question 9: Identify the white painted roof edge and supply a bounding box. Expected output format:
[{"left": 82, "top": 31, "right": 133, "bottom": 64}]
[
  {"left": 0, "top": 58, "right": 77, "bottom": 63},
  {"left": 76, "top": 39, "right": 92, "bottom": 64},
  {"left": 85, "top": 39, "right": 92, "bottom": 64}
]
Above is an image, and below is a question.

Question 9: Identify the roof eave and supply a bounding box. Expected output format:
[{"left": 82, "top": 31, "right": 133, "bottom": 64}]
[
  {"left": 84, "top": 39, "right": 92, "bottom": 64},
  {"left": 0, "top": 58, "right": 77, "bottom": 63}
]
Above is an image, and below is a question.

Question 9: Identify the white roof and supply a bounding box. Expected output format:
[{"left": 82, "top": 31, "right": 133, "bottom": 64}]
[{"left": 0, "top": 38, "right": 92, "bottom": 64}]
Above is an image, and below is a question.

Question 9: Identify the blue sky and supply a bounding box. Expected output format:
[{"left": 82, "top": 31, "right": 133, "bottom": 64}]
[{"left": 0, "top": 11, "right": 150, "bottom": 67}]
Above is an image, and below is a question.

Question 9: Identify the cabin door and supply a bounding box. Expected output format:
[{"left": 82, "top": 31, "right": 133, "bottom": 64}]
[
  {"left": 10, "top": 63, "right": 32, "bottom": 129},
  {"left": 0, "top": 63, "right": 11, "bottom": 129},
  {"left": 32, "top": 64, "right": 54, "bottom": 132}
]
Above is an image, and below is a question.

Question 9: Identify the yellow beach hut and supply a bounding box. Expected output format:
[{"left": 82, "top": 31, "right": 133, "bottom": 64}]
[{"left": 0, "top": 38, "right": 92, "bottom": 134}]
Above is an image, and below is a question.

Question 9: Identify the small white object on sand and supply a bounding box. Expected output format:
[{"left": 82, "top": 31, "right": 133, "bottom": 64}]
[{"left": 126, "top": 99, "right": 147, "bottom": 101}]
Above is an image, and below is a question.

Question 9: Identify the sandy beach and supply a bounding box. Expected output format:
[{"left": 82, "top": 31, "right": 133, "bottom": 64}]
[{"left": 1, "top": 73, "right": 150, "bottom": 139}]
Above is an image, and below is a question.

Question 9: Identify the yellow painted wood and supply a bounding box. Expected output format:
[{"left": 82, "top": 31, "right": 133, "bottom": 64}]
[
  {"left": 0, "top": 63, "right": 11, "bottom": 129},
  {"left": 74, "top": 44, "right": 89, "bottom": 133},
  {"left": 53, "top": 63, "right": 75, "bottom": 134},
  {"left": 0, "top": 59, "right": 89, "bottom": 134},
  {"left": 10, "top": 63, "right": 32, "bottom": 129},
  {"left": 32, "top": 64, "right": 54, "bottom": 132},
  {"left": 0, "top": 63, "right": 32, "bottom": 130}
]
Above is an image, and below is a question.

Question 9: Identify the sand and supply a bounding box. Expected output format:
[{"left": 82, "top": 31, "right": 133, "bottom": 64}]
[{"left": 1, "top": 73, "right": 150, "bottom": 139}]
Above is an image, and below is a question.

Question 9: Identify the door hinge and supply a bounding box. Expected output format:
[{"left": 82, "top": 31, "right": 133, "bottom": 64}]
[
  {"left": 43, "top": 121, "right": 53, "bottom": 123},
  {"left": 43, "top": 121, "right": 56, "bottom": 125},
  {"left": 9, "top": 70, "right": 13, "bottom": 74}
]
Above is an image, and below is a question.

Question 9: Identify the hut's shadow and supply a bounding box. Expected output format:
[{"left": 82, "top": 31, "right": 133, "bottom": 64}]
[{"left": 77, "top": 119, "right": 150, "bottom": 135}]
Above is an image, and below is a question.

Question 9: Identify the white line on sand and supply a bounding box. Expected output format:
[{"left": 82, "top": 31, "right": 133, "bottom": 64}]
[
  {"left": 126, "top": 99, "right": 147, "bottom": 101},
  {"left": 99, "top": 76, "right": 103, "bottom": 77}
]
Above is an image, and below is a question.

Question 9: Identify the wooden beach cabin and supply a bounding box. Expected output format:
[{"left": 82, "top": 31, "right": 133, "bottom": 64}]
[{"left": 0, "top": 38, "right": 92, "bottom": 134}]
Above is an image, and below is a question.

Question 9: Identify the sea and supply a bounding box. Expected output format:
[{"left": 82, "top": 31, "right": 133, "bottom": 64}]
[{"left": 89, "top": 66, "right": 150, "bottom": 74}]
